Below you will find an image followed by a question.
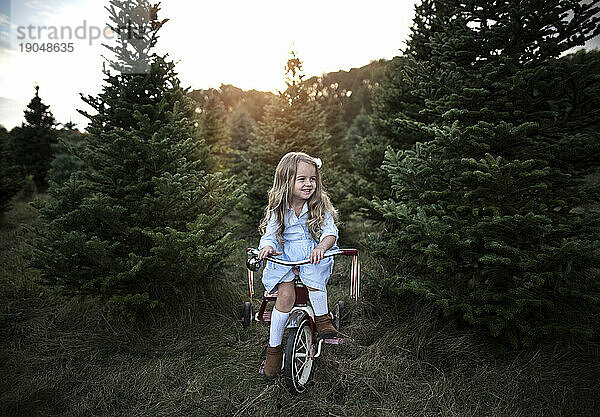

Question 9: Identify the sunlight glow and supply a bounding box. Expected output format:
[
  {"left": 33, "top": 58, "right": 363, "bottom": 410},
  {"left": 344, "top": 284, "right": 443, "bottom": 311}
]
[{"left": 0, "top": 0, "right": 416, "bottom": 129}]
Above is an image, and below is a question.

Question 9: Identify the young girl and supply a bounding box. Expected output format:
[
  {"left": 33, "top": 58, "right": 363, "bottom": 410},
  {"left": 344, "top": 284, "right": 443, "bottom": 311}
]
[{"left": 258, "top": 151, "right": 339, "bottom": 379}]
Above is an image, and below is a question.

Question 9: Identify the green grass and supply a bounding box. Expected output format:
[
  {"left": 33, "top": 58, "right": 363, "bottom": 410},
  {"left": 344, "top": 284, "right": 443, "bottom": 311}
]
[{"left": 1, "top": 195, "right": 599, "bottom": 416}]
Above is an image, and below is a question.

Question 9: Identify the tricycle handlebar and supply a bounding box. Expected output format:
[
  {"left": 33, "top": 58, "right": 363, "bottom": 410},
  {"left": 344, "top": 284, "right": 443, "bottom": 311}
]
[
  {"left": 246, "top": 248, "right": 357, "bottom": 267},
  {"left": 245, "top": 247, "right": 360, "bottom": 302}
]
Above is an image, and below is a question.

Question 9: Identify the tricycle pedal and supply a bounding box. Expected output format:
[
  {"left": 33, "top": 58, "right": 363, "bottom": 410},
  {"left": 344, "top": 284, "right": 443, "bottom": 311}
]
[{"left": 323, "top": 338, "right": 344, "bottom": 345}]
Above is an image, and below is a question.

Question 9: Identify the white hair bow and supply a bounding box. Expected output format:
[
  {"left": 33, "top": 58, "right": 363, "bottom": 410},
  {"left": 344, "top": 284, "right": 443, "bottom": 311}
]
[{"left": 313, "top": 157, "right": 322, "bottom": 169}]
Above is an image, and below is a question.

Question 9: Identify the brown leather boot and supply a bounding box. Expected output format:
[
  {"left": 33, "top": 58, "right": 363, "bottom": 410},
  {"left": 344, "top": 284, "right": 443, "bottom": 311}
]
[
  {"left": 262, "top": 345, "right": 283, "bottom": 379},
  {"left": 315, "top": 314, "right": 338, "bottom": 339}
]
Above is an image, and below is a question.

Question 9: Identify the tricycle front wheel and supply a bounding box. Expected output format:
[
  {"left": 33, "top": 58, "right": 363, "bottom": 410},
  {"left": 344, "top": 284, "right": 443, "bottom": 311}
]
[
  {"left": 334, "top": 300, "right": 345, "bottom": 330},
  {"left": 284, "top": 319, "right": 314, "bottom": 394}
]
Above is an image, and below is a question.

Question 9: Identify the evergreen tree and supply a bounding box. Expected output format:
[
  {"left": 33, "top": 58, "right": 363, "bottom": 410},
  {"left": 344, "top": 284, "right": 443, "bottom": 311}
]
[
  {"left": 372, "top": 0, "right": 600, "bottom": 344},
  {"left": 239, "top": 51, "right": 333, "bottom": 233},
  {"left": 198, "top": 89, "right": 231, "bottom": 172},
  {"left": 28, "top": 0, "right": 241, "bottom": 320},
  {"left": 339, "top": 108, "right": 374, "bottom": 217},
  {"left": 309, "top": 82, "right": 349, "bottom": 222},
  {"left": 309, "top": 79, "right": 350, "bottom": 167},
  {"left": 47, "top": 122, "right": 86, "bottom": 186},
  {"left": 10, "top": 85, "right": 58, "bottom": 189},
  {"left": 0, "top": 126, "right": 22, "bottom": 223},
  {"left": 349, "top": 55, "right": 433, "bottom": 221},
  {"left": 229, "top": 103, "right": 255, "bottom": 174},
  {"left": 322, "top": 100, "right": 348, "bottom": 167},
  {"left": 345, "top": 107, "right": 373, "bottom": 149}
]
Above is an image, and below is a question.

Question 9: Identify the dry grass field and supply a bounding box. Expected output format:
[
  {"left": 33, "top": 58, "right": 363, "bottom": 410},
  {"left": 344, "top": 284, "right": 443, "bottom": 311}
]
[{"left": 1, "top": 195, "right": 599, "bottom": 416}]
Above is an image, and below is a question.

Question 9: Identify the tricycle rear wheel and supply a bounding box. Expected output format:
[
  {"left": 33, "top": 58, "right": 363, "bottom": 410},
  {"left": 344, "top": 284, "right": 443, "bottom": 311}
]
[{"left": 242, "top": 301, "right": 252, "bottom": 327}]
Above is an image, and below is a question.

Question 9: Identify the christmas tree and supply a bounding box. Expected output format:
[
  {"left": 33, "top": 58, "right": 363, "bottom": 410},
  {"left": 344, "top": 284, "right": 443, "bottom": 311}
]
[
  {"left": 0, "top": 126, "right": 22, "bottom": 223},
  {"left": 238, "top": 51, "right": 333, "bottom": 232},
  {"left": 228, "top": 103, "right": 256, "bottom": 174},
  {"left": 345, "top": 107, "right": 373, "bottom": 150},
  {"left": 372, "top": 0, "right": 600, "bottom": 344},
  {"left": 27, "top": 0, "right": 241, "bottom": 320},
  {"left": 9, "top": 85, "right": 58, "bottom": 189},
  {"left": 349, "top": 55, "right": 432, "bottom": 221},
  {"left": 197, "top": 89, "right": 232, "bottom": 172},
  {"left": 46, "top": 122, "right": 86, "bottom": 186}
]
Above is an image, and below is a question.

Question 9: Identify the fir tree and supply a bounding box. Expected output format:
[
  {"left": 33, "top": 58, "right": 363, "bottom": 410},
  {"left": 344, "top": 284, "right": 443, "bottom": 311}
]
[
  {"left": 239, "top": 51, "right": 333, "bottom": 233},
  {"left": 339, "top": 108, "right": 374, "bottom": 217},
  {"left": 47, "top": 122, "right": 86, "bottom": 186},
  {"left": 307, "top": 81, "right": 349, "bottom": 222},
  {"left": 372, "top": 0, "right": 600, "bottom": 344},
  {"left": 310, "top": 79, "right": 350, "bottom": 168},
  {"left": 0, "top": 126, "right": 22, "bottom": 223},
  {"left": 345, "top": 107, "right": 373, "bottom": 149},
  {"left": 316, "top": 89, "right": 350, "bottom": 222},
  {"left": 10, "top": 85, "right": 58, "bottom": 189},
  {"left": 28, "top": 0, "right": 241, "bottom": 320},
  {"left": 349, "top": 55, "right": 433, "bottom": 221},
  {"left": 198, "top": 89, "right": 231, "bottom": 172},
  {"left": 229, "top": 103, "right": 255, "bottom": 174}
]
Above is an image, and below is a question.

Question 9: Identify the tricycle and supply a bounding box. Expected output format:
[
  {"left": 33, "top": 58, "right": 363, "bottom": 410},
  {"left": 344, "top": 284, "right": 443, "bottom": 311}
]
[{"left": 243, "top": 247, "right": 360, "bottom": 394}]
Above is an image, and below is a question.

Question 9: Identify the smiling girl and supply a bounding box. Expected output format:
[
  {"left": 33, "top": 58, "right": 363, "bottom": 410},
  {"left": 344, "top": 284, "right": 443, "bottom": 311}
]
[{"left": 257, "top": 152, "right": 339, "bottom": 379}]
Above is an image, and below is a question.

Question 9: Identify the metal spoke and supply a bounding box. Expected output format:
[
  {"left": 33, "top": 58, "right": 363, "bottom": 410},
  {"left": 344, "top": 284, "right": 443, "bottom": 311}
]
[
  {"left": 285, "top": 321, "right": 316, "bottom": 392},
  {"left": 295, "top": 358, "right": 306, "bottom": 381},
  {"left": 303, "top": 334, "right": 310, "bottom": 352}
]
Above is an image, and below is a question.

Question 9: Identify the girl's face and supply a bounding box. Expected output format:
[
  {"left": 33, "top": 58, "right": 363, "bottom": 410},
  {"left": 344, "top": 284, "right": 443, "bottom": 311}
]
[{"left": 292, "top": 161, "right": 317, "bottom": 203}]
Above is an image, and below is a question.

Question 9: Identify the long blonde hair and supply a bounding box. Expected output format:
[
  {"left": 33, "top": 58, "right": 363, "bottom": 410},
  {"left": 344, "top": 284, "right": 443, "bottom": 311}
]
[{"left": 259, "top": 152, "right": 337, "bottom": 247}]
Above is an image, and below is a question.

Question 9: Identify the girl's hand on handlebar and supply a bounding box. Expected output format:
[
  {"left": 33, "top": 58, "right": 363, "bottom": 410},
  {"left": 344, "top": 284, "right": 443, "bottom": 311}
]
[
  {"left": 310, "top": 246, "right": 326, "bottom": 264},
  {"left": 258, "top": 246, "right": 282, "bottom": 260}
]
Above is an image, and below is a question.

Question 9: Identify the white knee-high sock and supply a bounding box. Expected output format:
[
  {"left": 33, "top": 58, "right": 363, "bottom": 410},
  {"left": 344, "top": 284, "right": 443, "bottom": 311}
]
[
  {"left": 308, "top": 289, "right": 329, "bottom": 316},
  {"left": 269, "top": 307, "right": 290, "bottom": 347}
]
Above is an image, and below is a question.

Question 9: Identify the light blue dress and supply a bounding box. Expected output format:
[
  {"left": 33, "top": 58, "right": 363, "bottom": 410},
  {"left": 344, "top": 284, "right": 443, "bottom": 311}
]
[{"left": 259, "top": 202, "right": 339, "bottom": 293}]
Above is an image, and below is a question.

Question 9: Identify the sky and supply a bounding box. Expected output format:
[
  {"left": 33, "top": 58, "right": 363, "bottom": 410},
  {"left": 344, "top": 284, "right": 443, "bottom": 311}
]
[
  {"left": 0, "top": 0, "right": 417, "bottom": 130},
  {"left": 0, "top": 0, "right": 598, "bottom": 130}
]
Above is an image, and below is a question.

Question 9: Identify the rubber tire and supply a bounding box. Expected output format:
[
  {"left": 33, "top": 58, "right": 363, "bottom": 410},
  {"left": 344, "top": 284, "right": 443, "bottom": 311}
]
[
  {"left": 334, "top": 300, "right": 345, "bottom": 330},
  {"left": 242, "top": 301, "right": 252, "bottom": 327},
  {"left": 284, "top": 319, "right": 314, "bottom": 394}
]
